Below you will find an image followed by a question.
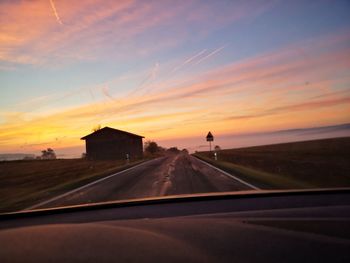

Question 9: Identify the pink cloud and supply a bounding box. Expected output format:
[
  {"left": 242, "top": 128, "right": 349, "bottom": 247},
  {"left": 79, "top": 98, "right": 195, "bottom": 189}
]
[{"left": 0, "top": 0, "right": 276, "bottom": 67}]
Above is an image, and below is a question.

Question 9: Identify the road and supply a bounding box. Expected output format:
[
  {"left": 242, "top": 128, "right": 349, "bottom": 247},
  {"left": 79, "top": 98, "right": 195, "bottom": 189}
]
[{"left": 35, "top": 153, "right": 254, "bottom": 209}]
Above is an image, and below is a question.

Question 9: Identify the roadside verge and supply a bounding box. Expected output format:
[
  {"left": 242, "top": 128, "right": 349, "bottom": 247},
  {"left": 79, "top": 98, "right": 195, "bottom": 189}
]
[
  {"left": 192, "top": 156, "right": 260, "bottom": 190},
  {"left": 192, "top": 154, "right": 311, "bottom": 190},
  {"left": 0, "top": 157, "right": 159, "bottom": 213}
]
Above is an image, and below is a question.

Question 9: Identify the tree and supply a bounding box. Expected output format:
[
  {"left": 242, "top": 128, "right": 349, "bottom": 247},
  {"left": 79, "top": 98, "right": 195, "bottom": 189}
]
[
  {"left": 214, "top": 145, "right": 221, "bottom": 151},
  {"left": 166, "top": 147, "right": 180, "bottom": 154},
  {"left": 144, "top": 141, "right": 159, "bottom": 154},
  {"left": 41, "top": 148, "right": 56, "bottom": 160},
  {"left": 92, "top": 124, "right": 102, "bottom": 132}
]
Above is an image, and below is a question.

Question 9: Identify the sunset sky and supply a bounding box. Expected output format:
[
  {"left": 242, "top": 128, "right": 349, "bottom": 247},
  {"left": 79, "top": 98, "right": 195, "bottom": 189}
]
[{"left": 1, "top": 0, "right": 350, "bottom": 157}]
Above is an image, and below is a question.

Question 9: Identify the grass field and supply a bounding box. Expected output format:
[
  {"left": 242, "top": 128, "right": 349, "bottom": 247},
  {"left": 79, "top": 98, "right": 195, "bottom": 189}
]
[
  {"left": 194, "top": 137, "right": 350, "bottom": 189},
  {"left": 0, "top": 158, "right": 145, "bottom": 213}
]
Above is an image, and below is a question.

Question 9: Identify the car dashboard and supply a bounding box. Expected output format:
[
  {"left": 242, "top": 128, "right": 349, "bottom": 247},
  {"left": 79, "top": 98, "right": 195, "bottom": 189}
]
[{"left": 1, "top": 189, "right": 350, "bottom": 262}]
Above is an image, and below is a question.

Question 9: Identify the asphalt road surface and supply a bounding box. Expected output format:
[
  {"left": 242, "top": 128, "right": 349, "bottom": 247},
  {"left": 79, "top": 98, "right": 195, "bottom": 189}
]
[{"left": 36, "top": 153, "right": 253, "bottom": 209}]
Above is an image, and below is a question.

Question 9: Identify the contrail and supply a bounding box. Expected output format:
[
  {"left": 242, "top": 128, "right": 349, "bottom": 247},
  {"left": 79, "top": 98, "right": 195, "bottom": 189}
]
[
  {"left": 171, "top": 49, "right": 207, "bottom": 74},
  {"left": 101, "top": 85, "right": 115, "bottom": 101},
  {"left": 129, "top": 62, "right": 159, "bottom": 96},
  {"left": 150, "top": 62, "right": 159, "bottom": 81},
  {"left": 49, "top": 0, "right": 63, "bottom": 25},
  {"left": 142, "top": 62, "right": 159, "bottom": 85},
  {"left": 193, "top": 45, "right": 227, "bottom": 66},
  {"left": 88, "top": 88, "right": 95, "bottom": 100}
]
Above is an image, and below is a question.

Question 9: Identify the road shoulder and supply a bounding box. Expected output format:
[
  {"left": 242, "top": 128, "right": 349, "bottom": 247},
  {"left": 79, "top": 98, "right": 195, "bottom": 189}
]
[{"left": 192, "top": 154, "right": 309, "bottom": 190}]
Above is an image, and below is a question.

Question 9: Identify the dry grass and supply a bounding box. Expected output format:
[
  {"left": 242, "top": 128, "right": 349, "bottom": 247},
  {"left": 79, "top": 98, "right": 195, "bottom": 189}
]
[
  {"left": 194, "top": 137, "right": 350, "bottom": 189},
  {"left": 0, "top": 158, "right": 145, "bottom": 212}
]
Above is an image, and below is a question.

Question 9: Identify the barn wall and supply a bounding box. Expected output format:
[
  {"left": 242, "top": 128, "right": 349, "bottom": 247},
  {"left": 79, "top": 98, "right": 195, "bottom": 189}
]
[{"left": 85, "top": 135, "right": 143, "bottom": 160}]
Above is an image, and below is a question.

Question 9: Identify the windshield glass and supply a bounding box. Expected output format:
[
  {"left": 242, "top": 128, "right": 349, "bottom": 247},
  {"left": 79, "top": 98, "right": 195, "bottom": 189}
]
[{"left": 1, "top": 0, "right": 349, "bottom": 213}]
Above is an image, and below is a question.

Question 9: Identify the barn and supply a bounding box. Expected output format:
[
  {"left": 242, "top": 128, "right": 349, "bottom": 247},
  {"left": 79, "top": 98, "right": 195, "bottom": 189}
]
[{"left": 81, "top": 127, "right": 144, "bottom": 160}]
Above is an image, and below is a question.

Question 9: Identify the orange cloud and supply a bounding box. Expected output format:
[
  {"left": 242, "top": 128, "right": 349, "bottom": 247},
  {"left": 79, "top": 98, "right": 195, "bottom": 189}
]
[{"left": 225, "top": 97, "right": 350, "bottom": 121}]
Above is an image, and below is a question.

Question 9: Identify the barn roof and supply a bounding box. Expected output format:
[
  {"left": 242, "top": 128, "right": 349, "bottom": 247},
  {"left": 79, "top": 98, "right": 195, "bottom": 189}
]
[{"left": 81, "top": 127, "right": 144, "bottom": 140}]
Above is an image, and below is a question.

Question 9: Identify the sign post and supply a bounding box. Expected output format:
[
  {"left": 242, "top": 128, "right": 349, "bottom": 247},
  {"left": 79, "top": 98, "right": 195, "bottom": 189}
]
[{"left": 206, "top": 131, "right": 214, "bottom": 153}]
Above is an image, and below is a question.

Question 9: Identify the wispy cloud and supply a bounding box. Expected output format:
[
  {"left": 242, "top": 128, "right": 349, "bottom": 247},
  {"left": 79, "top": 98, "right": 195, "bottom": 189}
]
[
  {"left": 0, "top": 1, "right": 271, "bottom": 67},
  {"left": 1, "top": 7, "right": 349, "bottom": 152},
  {"left": 225, "top": 97, "right": 350, "bottom": 121}
]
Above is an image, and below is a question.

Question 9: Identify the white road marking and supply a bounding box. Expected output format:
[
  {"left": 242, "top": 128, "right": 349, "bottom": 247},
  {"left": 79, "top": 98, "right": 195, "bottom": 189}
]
[
  {"left": 24, "top": 158, "right": 162, "bottom": 211},
  {"left": 192, "top": 156, "right": 260, "bottom": 190}
]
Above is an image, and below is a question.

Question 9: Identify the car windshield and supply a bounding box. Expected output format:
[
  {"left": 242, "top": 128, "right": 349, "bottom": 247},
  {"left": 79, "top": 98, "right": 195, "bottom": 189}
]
[{"left": 0, "top": 0, "right": 349, "bottom": 213}]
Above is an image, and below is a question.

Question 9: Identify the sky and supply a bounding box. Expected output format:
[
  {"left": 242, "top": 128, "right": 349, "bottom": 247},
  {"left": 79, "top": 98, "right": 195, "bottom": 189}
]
[{"left": 0, "top": 0, "right": 350, "bottom": 157}]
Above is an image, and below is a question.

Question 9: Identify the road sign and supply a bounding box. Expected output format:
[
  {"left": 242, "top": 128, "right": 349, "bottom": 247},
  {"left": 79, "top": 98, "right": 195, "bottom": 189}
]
[
  {"left": 206, "top": 131, "right": 214, "bottom": 142},
  {"left": 206, "top": 131, "right": 214, "bottom": 153}
]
